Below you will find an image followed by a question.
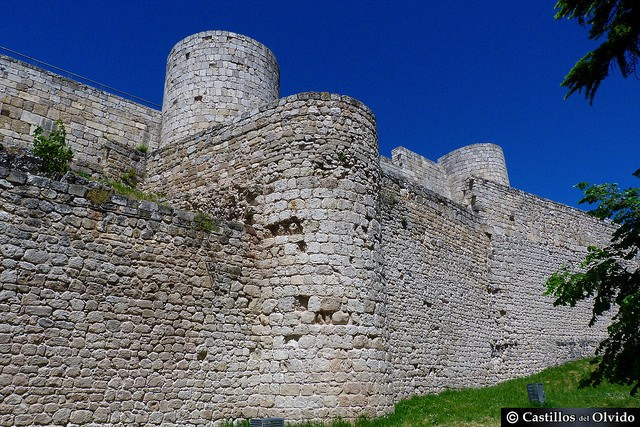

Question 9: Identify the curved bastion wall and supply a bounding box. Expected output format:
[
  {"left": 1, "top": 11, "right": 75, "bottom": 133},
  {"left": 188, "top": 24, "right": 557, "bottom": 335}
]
[
  {"left": 160, "top": 31, "right": 280, "bottom": 148},
  {"left": 146, "top": 92, "right": 393, "bottom": 419}
]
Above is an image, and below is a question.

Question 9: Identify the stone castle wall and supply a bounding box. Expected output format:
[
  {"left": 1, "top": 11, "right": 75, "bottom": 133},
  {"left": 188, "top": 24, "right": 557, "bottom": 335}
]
[
  {"left": 379, "top": 163, "right": 612, "bottom": 401},
  {"left": 0, "top": 31, "right": 616, "bottom": 425},
  {"left": 0, "top": 167, "right": 264, "bottom": 425},
  {"left": 0, "top": 55, "right": 161, "bottom": 177}
]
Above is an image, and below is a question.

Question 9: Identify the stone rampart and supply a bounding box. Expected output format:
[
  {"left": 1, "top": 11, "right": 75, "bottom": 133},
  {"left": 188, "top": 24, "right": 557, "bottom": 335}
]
[
  {"left": 380, "top": 171, "right": 494, "bottom": 399},
  {"left": 0, "top": 166, "right": 264, "bottom": 425},
  {"left": 0, "top": 54, "right": 161, "bottom": 175},
  {"left": 388, "top": 147, "right": 452, "bottom": 199},
  {"left": 0, "top": 31, "right": 619, "bottom": 425},
  {"left": 469, "top": 177, "right": 613, "bottom": 380},
  {"left": 379, "top": 166, "right": 612, "bottom": 401},
  {"left": 438, "top": 143, "right": 509, "bottom": 203},
  {"left": 147, "top": 91, "right": 393, "bottom": 419}
]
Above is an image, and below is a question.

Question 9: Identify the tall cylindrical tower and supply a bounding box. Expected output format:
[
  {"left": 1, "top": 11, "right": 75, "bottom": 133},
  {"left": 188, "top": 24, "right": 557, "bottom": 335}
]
[
  {"left": 160, "top": 30, "right": 280, "bottom": 147},
  {"left": 438, "top": 143, "right": 509, "bottom": 203}
]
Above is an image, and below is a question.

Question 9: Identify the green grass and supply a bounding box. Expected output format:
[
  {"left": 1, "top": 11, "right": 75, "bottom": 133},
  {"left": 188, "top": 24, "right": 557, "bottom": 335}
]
[
  {"left": 225, "top": 359, "right": 639, "bottom": 427},
  {"left": 104, "top": 179, "right": 163, "bottom": 202}
]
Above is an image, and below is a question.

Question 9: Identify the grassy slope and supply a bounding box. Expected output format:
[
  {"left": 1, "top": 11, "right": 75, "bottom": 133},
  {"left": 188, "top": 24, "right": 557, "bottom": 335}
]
[
  {"left": 227, "top": 358, "right": 639, "bottom": 427},
  {"left": 354, "top": 358, "right": 639, "bottom": 426}
]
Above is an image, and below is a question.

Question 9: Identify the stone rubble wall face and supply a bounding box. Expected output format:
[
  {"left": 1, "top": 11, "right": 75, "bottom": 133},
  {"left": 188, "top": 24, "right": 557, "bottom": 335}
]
[
  {"left": 0, "top": 55, "right": 161, "bottom": 169},
  {"left": 0, "top": 168, "right": 262, "bottom": 425},
  {"left": 380, "top": 171, "right": 613, "bottom": 401},
  {"left": 160, "top": 31, "right": 280, "bottom": 148},
  {"left": 380, "top": 175, "right": 494, "bottom": 399},
  {"left": 469, "top": 178, "right": 613, "bottom": 380},
  {"left": 147, "top": 92, "right": 393, "bottom": 420}
]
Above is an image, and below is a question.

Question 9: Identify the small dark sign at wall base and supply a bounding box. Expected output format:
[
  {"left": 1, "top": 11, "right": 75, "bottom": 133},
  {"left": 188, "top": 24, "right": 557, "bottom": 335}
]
[
  {"left": 527, "top": 383, "right": 546, "bottom": 403},
  {"left": 250, "top": 418, "right": 285, "bottom": 427}
]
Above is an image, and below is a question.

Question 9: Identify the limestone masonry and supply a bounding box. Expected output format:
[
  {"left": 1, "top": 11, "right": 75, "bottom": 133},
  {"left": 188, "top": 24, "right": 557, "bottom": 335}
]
[{"left": 0, "top": 31, "right": 613, "bottom": 425}]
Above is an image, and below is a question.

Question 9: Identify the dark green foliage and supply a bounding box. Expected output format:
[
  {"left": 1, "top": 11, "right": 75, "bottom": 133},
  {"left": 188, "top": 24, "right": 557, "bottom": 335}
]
[
  {"left": 193, "top": 211, "right": 218, "bottom": 233},
  {"left": 555, "top": 0, "right": 640, "bottom": 103},
  {"left": 120, "top": 169, "right": 139, "bottom": 188},
  {"left": 546, "top": 169, "right": 640, "bottom": 395},
  {"left": 337, "top": 151, "right": 348, "bottom": 165},
  {"left": 32, "top": 120, "right": 73, "bottom": 178},
  {"left": 135, "top": 143, "right": 149, "bottom": 153}
]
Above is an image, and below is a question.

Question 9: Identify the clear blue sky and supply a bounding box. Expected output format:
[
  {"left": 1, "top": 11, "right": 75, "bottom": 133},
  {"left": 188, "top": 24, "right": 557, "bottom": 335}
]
[{"left": 2, "top": 1, "right": 638, "bottom": 208}]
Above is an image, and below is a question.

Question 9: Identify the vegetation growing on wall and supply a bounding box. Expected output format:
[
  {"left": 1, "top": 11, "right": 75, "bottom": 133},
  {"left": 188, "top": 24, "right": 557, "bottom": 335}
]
[
  {"left": 193, "top": 211, "right": 218, "bottom": 233},
  {"left": 32, "top": 119, "right": 73, "bottom": 178}
]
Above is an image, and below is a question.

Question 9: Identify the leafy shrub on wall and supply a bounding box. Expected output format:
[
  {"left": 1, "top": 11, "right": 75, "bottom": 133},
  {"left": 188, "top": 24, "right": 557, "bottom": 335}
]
[{"left": 32, "top": 120, "right": 73, "bottom": 178}]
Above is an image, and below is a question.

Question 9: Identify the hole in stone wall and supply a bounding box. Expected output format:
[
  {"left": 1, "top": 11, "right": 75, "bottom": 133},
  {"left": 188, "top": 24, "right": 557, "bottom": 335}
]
[
  {"left": 471, "top": 195, "right": 477, "bottom": 207},
  {"left": 486, "top": 285, "right": 500, "bottom": 294},
  {"left": 194, "top": 95, "right": 203, "bottom": 102},
  {"left": 314, "top": 310, "right": 336, "bottom": 324},
  {"left": 509, "top": 214, "right": 515, "bottom": 221},
  {"left": 197, "top": 350, "right": 207, "bottom": 360},
  {"left": 244, "top": 211, "right": 254, "bottom": 225},
  {"left": 296, "top": 241, "right": 307, "bottom": 252},
  {"left": 295, "top": 295, "right": 309, "bottom": 310},
  {"left": 499, "top": 309, "right": 506, "bottom": 316},
  {"left": 266, "top": 216, "right": 303, "bottom": 236},
  {"left": 185, "top": 52, "right": 190, "bottom": 60},
  {"left": 284, "top": 334, "right": 302, "bottom": 343},
  {"left": 490, "top": 341, "right": 516, "bottom": 358}
]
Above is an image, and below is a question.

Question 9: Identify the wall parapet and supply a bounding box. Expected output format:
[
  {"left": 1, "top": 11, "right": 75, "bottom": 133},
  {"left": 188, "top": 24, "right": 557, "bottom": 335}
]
[
  {"left": 385, "top": 144, "right": 509, "bottom": 205},
  {"left": 0, "top": 54, "right": 161, "bottom": 171}
]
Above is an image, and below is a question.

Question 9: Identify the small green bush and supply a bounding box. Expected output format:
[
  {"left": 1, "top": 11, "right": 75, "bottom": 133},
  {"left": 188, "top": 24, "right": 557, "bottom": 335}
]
[
  {"left": 193, "top": 211, "right": 218, "bottom": 233},
  {"left": 337, "top": 151, "right": 348, "bottom": 165},
  {"left": 120, "top": 169, "right": 139, "bottom": 188},
  {"left": 105, "top": 179, "right": 161, "bottom": 202},
  {"left": 86, "top": 188, "right": 110, "bottom": 205},
  {"left": 135, "top": 143, "right": 149, "bottom": 154},
  {"left": 32, "top": 120, "right": 73, "bottom": 178},
  {"left": 74, "top": 170, "right": 92, "bottom": 179}
]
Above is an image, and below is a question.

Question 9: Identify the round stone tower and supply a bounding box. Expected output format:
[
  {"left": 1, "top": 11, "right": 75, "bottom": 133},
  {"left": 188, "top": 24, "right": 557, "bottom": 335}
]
[
  {"left": 438, "top": 143, "right": 509, "bottom": 203},
  {"left": 160, "top": 30, "right": 280, "bottom": 147}
]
